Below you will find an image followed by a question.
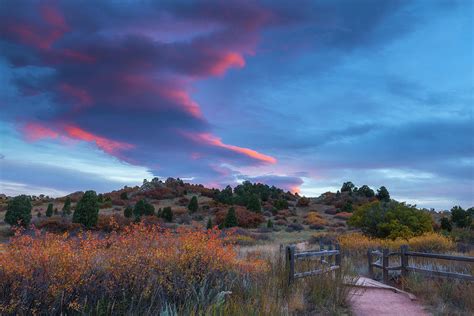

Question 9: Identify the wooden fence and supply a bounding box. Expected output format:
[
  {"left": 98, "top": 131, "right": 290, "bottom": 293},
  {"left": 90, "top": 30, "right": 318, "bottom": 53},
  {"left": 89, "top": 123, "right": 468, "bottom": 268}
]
[
  {"left": 286, "top": 244, "right": 341, "bottom": 284},
  {"left": 368, "top": 245, "right": 474, "bottom": 283}
]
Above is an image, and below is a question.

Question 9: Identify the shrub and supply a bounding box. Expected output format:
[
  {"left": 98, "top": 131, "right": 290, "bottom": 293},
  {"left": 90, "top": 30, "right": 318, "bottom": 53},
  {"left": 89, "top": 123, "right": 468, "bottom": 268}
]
[
  {"left": 5, "top": 195, "right": 32, "bottom": 227},
  {"left": 35, "top": 217, "right": 82, "bottom": 233},
  {"left": 0, "top": 224, "right": 266, "bottom": 314},
  {"left": 286, "top": 223, "right": 304, "bottom": 232},
  {"left": 134, "top": 199, "right": 155, "bottom": 218},
  {"left": 304, "top": 212, "right": 328, "bottom": 227},
  {"left": 120, "top": 191, "right": 128, "bottom": 200},
  {"left": 46, "top": 203, "right": 54, "bottom": 217},
  {"left": 296, "top": 197, "right": 310, "bottom": 207},
  {"left": 334, "top": 212, "right": 352, "bottom": 220},
  {"left": 273, "top": 199, "right": 288, "bottom": 210},
  {"left": 72, "top": 190, "right": 99, "bottom": 228},
  {"left": 337, "top": 232, "right": 454, "bottom": 254},
  {"left": 188, "top": 196, "right": 198, "bottom": 213},
  {"left": 348, "top": 201, "right": 432, "bottom": 239},
  {"left": 215, "top": 207, "right": 264, "bottom": 228}
]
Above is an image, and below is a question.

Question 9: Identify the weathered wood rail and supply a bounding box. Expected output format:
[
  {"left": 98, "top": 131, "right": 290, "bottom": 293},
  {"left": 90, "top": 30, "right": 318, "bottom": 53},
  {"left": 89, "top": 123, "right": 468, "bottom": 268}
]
[
  {"left": 286, "top": 244, "right": 341, "bottom": 284},
  {"left": 368, "top": 245, "right": 474, "bottom": 283}
]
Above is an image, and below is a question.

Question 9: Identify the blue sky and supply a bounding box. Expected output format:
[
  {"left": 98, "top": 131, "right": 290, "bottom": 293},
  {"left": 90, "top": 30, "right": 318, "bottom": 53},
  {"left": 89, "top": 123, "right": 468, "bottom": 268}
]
[{"left": 0, "top": 0, "right": 472, "bottom": 209}]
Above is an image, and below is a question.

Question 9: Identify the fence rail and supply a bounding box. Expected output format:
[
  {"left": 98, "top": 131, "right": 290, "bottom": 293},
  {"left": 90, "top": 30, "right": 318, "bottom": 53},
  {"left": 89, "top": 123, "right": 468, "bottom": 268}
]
[
  {"left": 286, "top": 244, "right": 341, "bottom": 284},
  {"left": 368, "top": 245, "right": 474, "bottom": 283}
]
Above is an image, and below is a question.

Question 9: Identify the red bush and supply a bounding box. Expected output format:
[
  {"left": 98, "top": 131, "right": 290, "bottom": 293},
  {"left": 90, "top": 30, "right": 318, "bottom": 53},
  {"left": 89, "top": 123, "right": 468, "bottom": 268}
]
[{"left": 215, "top": 206, "right": 264, "bottom": 228}]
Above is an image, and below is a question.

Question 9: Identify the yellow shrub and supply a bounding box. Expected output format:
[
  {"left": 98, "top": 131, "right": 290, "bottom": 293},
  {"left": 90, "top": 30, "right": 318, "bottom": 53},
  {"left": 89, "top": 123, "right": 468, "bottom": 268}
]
[
  {"left": 304, "top": 212, "right": 328, "bottom": 226},
  {"left": 337, "top": 232, "right": 455, "bottom": 254}
]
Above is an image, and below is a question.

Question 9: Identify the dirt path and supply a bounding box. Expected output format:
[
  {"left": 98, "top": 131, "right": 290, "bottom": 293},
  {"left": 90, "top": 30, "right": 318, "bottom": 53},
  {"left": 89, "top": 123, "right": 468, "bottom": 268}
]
[{"left": 349, "top": 277, "right": 429, "bottom": 316}]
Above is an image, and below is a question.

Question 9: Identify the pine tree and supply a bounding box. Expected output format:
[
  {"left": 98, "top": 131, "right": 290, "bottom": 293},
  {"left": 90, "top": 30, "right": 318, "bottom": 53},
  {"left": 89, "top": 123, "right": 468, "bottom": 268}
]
[
  {"left": 247, "top": 194, "right": 261, "bottom": 213},
  {"left": 134, "top": 199, "right": 155, "bottom": 218},
  {"left": 124, "top": 205, "right": 133, "bottom": 218},
  {"left": 161, "top": 207, "right": 173, "bottom": 222},
  {"left": 5, "top": 195, "right": 32, "bottom": 227},
  {"left": 46, "top": 203, "right": 54, "bottom": 217},
  {"left": 224, "top": 207, "right": 238, "bottom": 228},
  {"left": 73, "top": 190, "right": 99, "bottom": 228},
  {"left": 188, "top": 196, "right": 199, "bottom": 213},
  {"left": 376, "top": 186, "right": 390, "bottom": 202},
  {"left": 206, "top": 217, "right": 213, "bottom": 229},
  {"left": 62, "top": 197, "right": 72, "bottom": 215},
  {"left": 267, "top": 219, "right": 273, "bottom": 228}
]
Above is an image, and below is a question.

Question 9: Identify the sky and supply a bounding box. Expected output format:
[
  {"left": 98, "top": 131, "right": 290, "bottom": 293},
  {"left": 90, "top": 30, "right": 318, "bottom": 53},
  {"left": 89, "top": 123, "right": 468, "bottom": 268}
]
[{"left": 0, "top": 0, "right": 472, "bottom": 210}]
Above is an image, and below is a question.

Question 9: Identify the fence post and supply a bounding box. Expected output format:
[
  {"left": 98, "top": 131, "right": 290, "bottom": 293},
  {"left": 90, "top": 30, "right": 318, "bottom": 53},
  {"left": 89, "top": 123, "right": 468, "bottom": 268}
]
[
  {"left": 400, "top": 245, "right": 408, "bottom": 279},
  {"left": 382, "top": 248, "right": 389, "bottom": 284},
  {"left": 335, "top": 244, "right": 342, "bottom": 280},
  {"left": 367, "top": 248, "right": 373, "bottom": 278},
  {"left": 286, "top": 245, "right": 296, "bottom": 285}
]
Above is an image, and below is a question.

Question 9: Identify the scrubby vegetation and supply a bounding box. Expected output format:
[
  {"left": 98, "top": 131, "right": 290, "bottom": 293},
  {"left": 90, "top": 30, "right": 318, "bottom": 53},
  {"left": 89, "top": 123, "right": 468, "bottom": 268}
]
[
  {"left": 0, "top": 179, "right": 472, "bottom": 315},
  {"left": 348, "top": 200, "right": 433, "bottom": 239}
]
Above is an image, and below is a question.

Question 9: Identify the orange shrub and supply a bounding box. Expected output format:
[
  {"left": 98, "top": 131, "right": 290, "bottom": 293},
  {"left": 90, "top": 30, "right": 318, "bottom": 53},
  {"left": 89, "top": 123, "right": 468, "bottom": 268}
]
[
  {"left": 334, "top": 212, "right": 352, "bottom": 220},
  {"left": 35, "top": 217, "right": 82, "bottom": 233},
  {"left": 304, "top": 212, "right": 328, "bottom": 227},
  {"left": 0, "top": 223, "right": 267, "bottom": 314}
]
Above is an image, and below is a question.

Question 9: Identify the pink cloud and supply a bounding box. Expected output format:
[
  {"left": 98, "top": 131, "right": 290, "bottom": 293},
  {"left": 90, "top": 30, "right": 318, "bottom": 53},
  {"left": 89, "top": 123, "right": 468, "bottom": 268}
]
[
  {"left": 209, "top": 52, "right": 245, "bottom": 75},
  {"left": 22, "top": 123, "right": 59, "bottom": 141},
  {"left": 63, "top": 125, "right": 134, "bottom": 155},
  {"left": 186, "top": 132, "right": 277, "bottom": 164}
]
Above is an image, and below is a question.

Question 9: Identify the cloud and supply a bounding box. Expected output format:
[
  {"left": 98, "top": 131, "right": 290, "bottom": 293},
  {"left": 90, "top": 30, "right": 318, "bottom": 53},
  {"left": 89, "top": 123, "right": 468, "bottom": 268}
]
[{"left": 1, "top": 0, "right": 280, "bottom": 176}]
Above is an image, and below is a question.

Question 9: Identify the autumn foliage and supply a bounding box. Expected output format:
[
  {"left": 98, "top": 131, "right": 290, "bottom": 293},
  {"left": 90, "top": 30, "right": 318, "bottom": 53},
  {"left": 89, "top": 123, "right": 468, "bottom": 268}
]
[
  {"left": 0, "top": 222, "right": 266, "bottom": 314},
  {"left": 215, "top": 206, "right": 264, "bottom": 228}
]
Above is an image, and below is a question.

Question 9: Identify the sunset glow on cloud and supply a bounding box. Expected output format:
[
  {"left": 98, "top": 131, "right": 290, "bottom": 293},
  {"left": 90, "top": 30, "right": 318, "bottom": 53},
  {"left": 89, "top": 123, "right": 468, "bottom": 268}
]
[{"left": 1, "top": 0, "right": 472, "bottom": 209}]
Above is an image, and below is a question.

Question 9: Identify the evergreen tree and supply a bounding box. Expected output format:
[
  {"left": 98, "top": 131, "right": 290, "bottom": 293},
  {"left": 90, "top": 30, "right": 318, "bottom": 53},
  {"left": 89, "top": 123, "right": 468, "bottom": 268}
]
[
  {"left": 358, "top": 185, "right": 375, "bottom": 198},
  {"left": 188, "top": 196, "right": 199, "bottom": 213},
  {"left": 124, "top": 205, "right": 133, "bottom": 218},
  {"left": 62, "top": 197, "right": 72, "bottom": 215},
  {"left": 5, "top": 195, "right": 32, "bottom": 227},
  {"left": 440, "top": 217, "right": 452, "bottom": 231},
  {"left": 120, "top": 191, "right": 128, "bottom": 200},
  {"left": 224, "top": 207, "right": 238, "bottom": 228},
  {"left": 134, "top": 199, "right": 155, "bottom": 218},
  {"left": 341, "top": 181, "right": 355, "bottom": 193},
  {"left": 73, "top": 190, "right": 99, "bottom": 228},
  {"left": 450, "top": 206, "right": 471, "bottom": 228},
  {"left": 247, "top": 194, "right": 261, "bottom": 213},
  {"left": 267, "top": 219, "right": 274, "bottom": 228},
  {"left": 46, "top": 203, "right": 53, "bottom": 217},
  {"left": 376, "top": 186, "right": 390, "bottom": 202},
  {"left": 206, "top": 217, "right": 213, "bottom": 229},
  {"left": 161, "top": 207, "right": 173, "bottom": 222}
]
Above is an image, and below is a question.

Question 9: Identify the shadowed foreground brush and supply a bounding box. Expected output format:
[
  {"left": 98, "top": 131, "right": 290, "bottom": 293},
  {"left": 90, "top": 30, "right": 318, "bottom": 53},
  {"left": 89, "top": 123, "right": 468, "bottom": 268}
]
[{"left": 0, "top": 222, "right": 266, "bottom": 315}]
